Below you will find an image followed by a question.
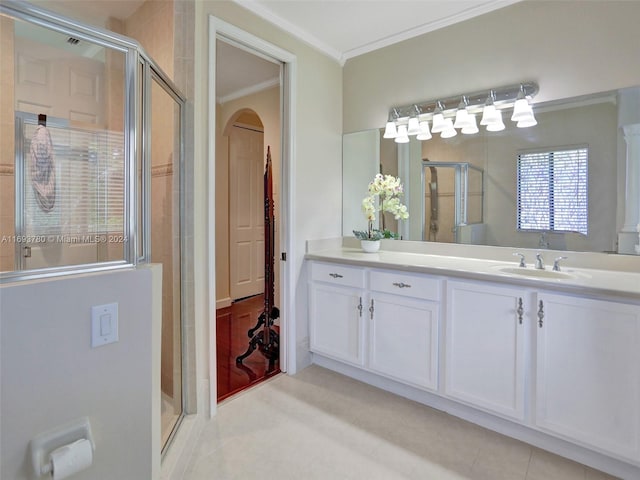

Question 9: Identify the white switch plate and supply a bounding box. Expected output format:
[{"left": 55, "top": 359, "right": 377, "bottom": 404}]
[{"left": 91, "top": 303, "right": 118, "bottom": 348}]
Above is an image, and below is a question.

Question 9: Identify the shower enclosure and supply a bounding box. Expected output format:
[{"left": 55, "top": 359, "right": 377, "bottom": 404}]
[
  {"left": 0, "top": 1, "right": 186, "bottom": 452},
  {"left": 422, "top": 161, "right": 484, "bottom": 243}
]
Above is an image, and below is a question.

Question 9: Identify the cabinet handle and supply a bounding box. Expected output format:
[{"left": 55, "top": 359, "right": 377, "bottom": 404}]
[
  {"left": 329, "top": 273, "right": 343, "bottom": 279},
  {"left": 357, "top": 297, "right": 363, "bottom": 317},
  {"left": 517, "top": 297, "right": 524, "bottom": 325},
  {"left": 392, "top": 282, "right": 412, "bottom": 288},
  {"left": 537, "top": 300, "right": 544, "bottom": 328},
  {"left": 369, "top": 299, "right": 374, "bottom": 320}
]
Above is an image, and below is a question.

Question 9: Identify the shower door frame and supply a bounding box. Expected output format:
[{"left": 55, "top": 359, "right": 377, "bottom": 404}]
[{"left": 141, "top": 61, "right": 188, "bottom": 454}]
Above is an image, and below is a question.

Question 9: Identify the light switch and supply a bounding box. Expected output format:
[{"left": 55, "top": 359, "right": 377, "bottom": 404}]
[
  {"left": 100, "top": 313, "right": 112, "bottom": 336},
  {"left": 91, "top": 303, "right": 118, "bottom": 348}
]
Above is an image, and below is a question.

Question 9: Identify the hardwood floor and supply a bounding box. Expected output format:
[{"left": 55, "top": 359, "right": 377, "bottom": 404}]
[{"left": 216, "top": 294, "right": 280, "bottom": 402}]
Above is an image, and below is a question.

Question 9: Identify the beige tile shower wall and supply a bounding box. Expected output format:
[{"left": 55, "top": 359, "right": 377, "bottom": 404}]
[
  {"left": 125, "top": 0, "right": 174, "bottom": 77},
  {"left": 0, "top": 16, "right": 15, "bottom": 272}
]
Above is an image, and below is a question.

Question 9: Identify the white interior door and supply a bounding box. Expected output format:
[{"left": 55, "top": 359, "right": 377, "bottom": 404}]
[{"left": 229, "top": 125, "right": 264, "bottom": 300}]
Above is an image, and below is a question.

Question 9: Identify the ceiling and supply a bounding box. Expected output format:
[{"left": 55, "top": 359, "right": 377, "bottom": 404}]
[{"left": 232, "top": 0, "right": 521, "bottom": 64}]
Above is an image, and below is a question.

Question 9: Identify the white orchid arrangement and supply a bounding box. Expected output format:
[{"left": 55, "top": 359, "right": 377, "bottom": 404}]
[{"left": 353, "top": 174, "right": 409, "bottom": 241}]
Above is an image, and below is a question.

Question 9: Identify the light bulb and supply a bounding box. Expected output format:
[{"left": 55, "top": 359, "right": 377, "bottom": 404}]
[
  {"left": 407, "top": 116, "right": 420, "bottom": 136},
  {"left": 461, "top": 114, "right": 479, "bottom": 134},
  {"left": 394, "top": 124, "right": 410, "bottom": 143},
  {"left": 440, "top": 119, "right": 457, "bottom": 138},
  {"left": 416, "top": 120, "right": 432, "bottom": 140},
  {"left": 383, "top": 121, "right": 398, "bottom": 138}
]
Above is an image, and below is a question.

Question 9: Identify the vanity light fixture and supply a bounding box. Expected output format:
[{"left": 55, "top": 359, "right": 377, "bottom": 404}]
[
  {"left": 406, "top": 106, "right": 421, "bottom": 136},
  {"left": 383, "top": 108, "right": 400, "bottom": 138},
  {"left": 416, "top": 120, "right": 432, "bottom": 140},
  {"left": 395, "top": 124, "right": 410, "bottom": 143},
  {"left": 461, "top": 114, "right": 479, "bottom": 134},
  {"left": 480, "top": 90, "right": 501, "bottom": 127},
  {"left": 431, "top": 101, "right": 448, "bottom": 134},
  {"left": 384, "top": 82, "right": 539, "bottom": 141},
  {"left": 440, "top": 118, "right": 457, "bottom": 138},
  {"left": 453, "top": 96, "right": 474, "bottom": 129},
  {"left": 511, "top": 85, "right": 538, "bottom": 127}
]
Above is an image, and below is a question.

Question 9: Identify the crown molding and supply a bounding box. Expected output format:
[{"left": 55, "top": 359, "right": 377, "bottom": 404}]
[
  {"left": 233, "top": 0, "right": 521, "bottom": 66},
  {"left": 342, "top": 0, "right": 521, "bottom": 62},
  {"left": 232, "top": 0, "right": 343, "bottom": 64}
]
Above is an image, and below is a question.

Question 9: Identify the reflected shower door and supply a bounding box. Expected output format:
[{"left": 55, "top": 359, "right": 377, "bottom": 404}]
[{"left": 149, "top": 74, "right": 183, "bottom": 449}]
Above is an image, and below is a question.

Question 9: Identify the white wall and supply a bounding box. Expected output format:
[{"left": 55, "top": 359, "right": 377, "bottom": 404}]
[
  {"left": 0, "top": 266, "right": 162, "bottom": 480},
  {"left": 343, "top": 0, "right": 640, "bottom": 132}
]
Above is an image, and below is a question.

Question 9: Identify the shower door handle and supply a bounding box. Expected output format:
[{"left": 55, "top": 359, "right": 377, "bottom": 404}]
[{"left": 23, "top": 246, "right": 31, "bottom": 258}]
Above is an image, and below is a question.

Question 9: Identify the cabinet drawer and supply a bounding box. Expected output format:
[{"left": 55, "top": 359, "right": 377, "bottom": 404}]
[
  {"left": 310, "top": 262, "right": 365, "bottom": 288},
  {"left": 369, "top": 269, "right": 441, "bottom": 301}
]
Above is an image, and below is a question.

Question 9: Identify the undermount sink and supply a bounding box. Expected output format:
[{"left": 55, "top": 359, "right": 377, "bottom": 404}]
[{"left": 495, "top": 266, "right": 576, "bottom": 280}]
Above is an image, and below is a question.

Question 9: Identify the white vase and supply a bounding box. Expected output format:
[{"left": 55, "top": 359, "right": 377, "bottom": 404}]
[{"left": 360, "top": 239, "right": 381, "bottom": 253}]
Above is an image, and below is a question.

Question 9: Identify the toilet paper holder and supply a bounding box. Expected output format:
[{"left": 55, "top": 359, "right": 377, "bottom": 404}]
[{"left": 30, "top": 417, "right": 95, "bottom": 477}]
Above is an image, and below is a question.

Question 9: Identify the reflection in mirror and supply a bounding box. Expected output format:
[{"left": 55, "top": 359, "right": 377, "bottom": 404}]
[
  {"left": 344, "top": 88, "right": 640, "bottom": 254},
  {"left": 422, "top": 162, "right": 483, "bottom": 244}
]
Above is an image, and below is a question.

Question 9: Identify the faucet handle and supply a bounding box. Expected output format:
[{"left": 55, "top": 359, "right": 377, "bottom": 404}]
[
  {"left": 513, "top": 252, "right": 526, "bottom": 267},
  {"left": 553, "top": 256, "right": 568, "bottom": 272}
]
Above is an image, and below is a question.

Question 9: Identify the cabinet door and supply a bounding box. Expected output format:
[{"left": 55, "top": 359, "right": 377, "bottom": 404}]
[
  {"left": 445, "top": 280, "right": 528, "bottom": 420},
  {"left": 309, "top": 282, "right": 365, "bottom": 366},
  {"left": 536, "top": 293, "right": 640, "bottom": 461},
  {"left": 369, "top": 292, "right": 439, "bottom": 391}
]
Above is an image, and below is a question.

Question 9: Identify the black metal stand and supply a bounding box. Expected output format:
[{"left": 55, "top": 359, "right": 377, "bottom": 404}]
[{"left": 236, "top": 146, "right": 280, "bottom": 368}]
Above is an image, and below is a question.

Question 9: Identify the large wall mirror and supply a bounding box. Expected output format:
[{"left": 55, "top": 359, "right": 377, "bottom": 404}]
[{"left": 343, "top": 86, "right": 640, "bottom": 254}]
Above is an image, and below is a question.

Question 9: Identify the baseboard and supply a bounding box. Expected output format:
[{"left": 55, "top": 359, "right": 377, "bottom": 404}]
[
  {"left": 216, "top": 297, "right": 232, "bottom": 309},
  {"left": 160, "top": 414, "right": 206, "bottom": 480}
]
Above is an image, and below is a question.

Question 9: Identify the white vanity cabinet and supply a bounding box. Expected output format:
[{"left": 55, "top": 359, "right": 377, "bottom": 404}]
[
  {"left": 308, "top": 262, "right": 442, "bottom": 390},
  {"left": 308, "top": 262, "right": 366, "bottom": 366},
  {"left": 367, "top": 270, "right": 440, "bottom": 391},
  {"left": 445, "top": 280, "right": 529, "bottom": 421},
  {"left": 535, "top": 292, "right": 640, "bottom": 462}
]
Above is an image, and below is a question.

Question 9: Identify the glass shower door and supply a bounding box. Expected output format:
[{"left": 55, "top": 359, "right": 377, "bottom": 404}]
[{"left": 148, "top": 72, "right": 183, "bottom": 449}]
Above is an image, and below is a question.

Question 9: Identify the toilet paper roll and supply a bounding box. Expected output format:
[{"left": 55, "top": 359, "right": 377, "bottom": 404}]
[{"left": 49, "top": 438, "right": 93, "bottom": 480}]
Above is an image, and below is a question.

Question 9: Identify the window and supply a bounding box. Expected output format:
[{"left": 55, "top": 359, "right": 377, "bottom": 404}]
[
  {"left": 517, "top": 147, "right": 588, "bottom": 235},
  {"left": 23, "top": 123, "right": 125, "bottom": 239}
]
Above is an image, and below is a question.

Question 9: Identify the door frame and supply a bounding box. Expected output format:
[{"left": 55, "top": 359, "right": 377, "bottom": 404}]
[{"left": 208, "top": 16, "right": 297, "bottom": 416}]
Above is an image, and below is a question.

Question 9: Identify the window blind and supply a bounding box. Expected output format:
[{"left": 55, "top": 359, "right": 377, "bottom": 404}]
[
  {"left": 517, "top": 147, "right": 588, "bottom": 235},
  {"left": 24, "top": 123, "right": 125, "bottom": 239}
]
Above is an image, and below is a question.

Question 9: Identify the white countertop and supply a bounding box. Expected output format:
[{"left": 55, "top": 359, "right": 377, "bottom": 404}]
[{"left": 306, "top": 242, "right": 640, "bottom": 301}]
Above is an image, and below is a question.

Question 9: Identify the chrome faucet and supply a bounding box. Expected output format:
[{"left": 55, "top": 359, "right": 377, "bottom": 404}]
[
  {"left": 535, "top": 252, "right": 544, "bottom": 270},
  {"left": 513, "top": 252, "right": 526, "bottom": 267},
  {"left": 553, "top": 256, "right": 568, "bottom": 271}
]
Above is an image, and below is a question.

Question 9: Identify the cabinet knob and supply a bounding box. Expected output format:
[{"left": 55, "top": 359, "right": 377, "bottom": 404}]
[
  {"left": 329, "top": 273, "right": 343, "bottom": 279},
  {"left": 538, "top": 300, "right": 544, "bottom": 328},
  {"left": 392, "top": 282, "right": 411, "bottom": 288},
  {"left": 517, "top": 297, "right": 524, "bottom": 325},
  {"left": 369, "top": 299, "right": 374, "bottom": 319},
  {"left": 357, "top": 297, "right": 363, "bottom": 317}
]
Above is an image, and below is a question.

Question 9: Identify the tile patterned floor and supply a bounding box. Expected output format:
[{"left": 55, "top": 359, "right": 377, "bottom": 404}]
[{"left": 182, "top": 365, "right": 619, "bottom": 480}]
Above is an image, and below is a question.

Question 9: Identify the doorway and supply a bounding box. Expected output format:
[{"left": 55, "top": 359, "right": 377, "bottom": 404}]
[{"left": 214, "top": 37, "right": 283, "bottom": 402}]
